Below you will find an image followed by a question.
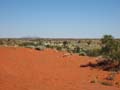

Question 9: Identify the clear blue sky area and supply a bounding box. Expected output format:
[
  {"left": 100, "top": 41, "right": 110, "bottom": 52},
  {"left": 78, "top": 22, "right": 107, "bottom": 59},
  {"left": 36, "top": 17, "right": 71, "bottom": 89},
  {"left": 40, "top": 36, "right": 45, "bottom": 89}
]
[{"left": 0, "top": 0, "right": 120, "bottom": 38}]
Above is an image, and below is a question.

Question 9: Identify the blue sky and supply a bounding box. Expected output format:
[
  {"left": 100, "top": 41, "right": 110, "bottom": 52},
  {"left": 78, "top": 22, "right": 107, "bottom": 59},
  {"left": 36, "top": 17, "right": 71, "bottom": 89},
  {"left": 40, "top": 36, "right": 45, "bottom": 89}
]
[{"left": 0, "top": 0, "right": 120, "bottom": 38}]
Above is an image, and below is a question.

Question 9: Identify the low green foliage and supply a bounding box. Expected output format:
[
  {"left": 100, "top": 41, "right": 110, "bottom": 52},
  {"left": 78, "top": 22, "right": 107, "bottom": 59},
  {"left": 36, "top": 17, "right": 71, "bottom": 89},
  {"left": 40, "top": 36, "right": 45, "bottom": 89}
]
[
  {"left": 85, "top": 48, "right": 101, "bottom": 56},
  {"left": 101, "top": 35, "right": 120, "bottom": 63},
  {"left": 0, "top": 35, "right": 120, "bottom": 67}
]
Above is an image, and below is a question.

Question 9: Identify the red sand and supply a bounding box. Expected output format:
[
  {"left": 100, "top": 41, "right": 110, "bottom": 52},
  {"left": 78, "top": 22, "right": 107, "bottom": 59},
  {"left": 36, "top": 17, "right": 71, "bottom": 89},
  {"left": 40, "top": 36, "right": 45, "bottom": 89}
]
[{"left": 0, "top": 47, "right": 120, "bottom": 90}]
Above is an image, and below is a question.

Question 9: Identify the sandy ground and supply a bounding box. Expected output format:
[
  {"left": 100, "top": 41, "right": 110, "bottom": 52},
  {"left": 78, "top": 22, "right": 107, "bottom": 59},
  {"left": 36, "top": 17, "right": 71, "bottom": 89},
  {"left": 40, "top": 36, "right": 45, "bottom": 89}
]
[{"left": 0, "top": 47, "right": 120, "bottom": 90}]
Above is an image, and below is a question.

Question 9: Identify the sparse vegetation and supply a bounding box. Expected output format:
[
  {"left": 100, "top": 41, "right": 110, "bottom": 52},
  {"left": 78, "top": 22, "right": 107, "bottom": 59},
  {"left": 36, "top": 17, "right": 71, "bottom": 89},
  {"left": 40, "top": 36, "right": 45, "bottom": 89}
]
[
  {"left": 0, "top": 36, "right": 120, "bottom": 88},
  {"left": 0, "top": 35, "right": 120, "bottom": 72},
  {"left": 101, "top": 35, "right": 120, "bottom": 71}
]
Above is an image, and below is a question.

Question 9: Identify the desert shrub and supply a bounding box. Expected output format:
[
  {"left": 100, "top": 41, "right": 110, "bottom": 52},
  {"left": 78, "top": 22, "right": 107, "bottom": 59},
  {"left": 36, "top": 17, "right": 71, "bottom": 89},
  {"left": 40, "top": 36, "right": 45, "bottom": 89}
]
[
  {"left": 87, "top": 40, "right": 91, "bottom": 45},
  {"left": 73, "top": 46, "right": 81, "bottom": 53},
  {"left": 78, "top": 40, "right": 81, "bottom": 43},
  {"left": 63, "top": 41, "right": 68, "bottom": 48},
  {"left": 56, "top": 46, "right": 62, "bottom": 51},
  {"left": 37, "top": 41, "right": 44, "bottom": 45},
  {"left": 81, "top": 35, "right": 120, "bottom": 71},
  {"left": 101, "top": 35, "right": 115, "bottom": 57},
  {"left": 68, "top": 49, "right": 75, "bottom": 53},
  {"left": 101, "top": 35, "right": 120, "bottom": 62},
  {"left": 100, "top": 35, "right": 120, "bottom": 71},
  {"left": 86, "top": 48, "right": 101, "bottom": 57},
  {"left": 72, "top": 46, "right": 87, "bottom": 56},
  {"left": 35, "top": 46, "right": 46, "bottom": 50},
  {"left": 79, "top": 51, "right": 87, "bottom": 56},
  {"left": 46, "top": 45, "right": 51, "bottom": 48},
  {"left": 19, "top": 42, "right": 35, "bottom": 47},
  {"left": 0, "top": 40, "right": 4, "bottom": 45}
]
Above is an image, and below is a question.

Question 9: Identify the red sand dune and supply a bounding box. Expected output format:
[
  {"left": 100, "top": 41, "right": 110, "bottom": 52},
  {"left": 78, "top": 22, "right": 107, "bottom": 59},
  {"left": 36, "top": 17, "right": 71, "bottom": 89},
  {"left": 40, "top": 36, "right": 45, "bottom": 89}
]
[{"left": 0, "top": 47, "right": 120, "bottom": 90}]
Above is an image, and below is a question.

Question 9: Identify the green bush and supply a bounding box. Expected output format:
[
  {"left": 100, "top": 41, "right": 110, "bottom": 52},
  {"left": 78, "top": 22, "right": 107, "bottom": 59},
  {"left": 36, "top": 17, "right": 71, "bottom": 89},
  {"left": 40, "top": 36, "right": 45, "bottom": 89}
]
[
  {"left": 101, "top": 35, "right": 120, "bottom": 63},
  {"left": 56, "top": 46, "right": 62, "bottom": 51},
  {"left": 73, "top": 46, "right": 81, "bottom": 53},
  {"left": 86, "top": 49, "right": 101, "bottom": 57},
  {"left": 63, "top": 41, "right": 69, "bottom": 48},
  {"left": 19, "top": 42, "right": 35, "bottom": 47},
  {"left": 79, "top": 51, "right": 87, "bottom": 56}
]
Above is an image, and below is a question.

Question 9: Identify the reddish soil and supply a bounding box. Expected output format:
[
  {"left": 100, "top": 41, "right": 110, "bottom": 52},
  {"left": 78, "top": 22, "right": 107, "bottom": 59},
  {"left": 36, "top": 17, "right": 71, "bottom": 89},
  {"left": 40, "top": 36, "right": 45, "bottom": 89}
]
[{"left": 0, "top": 47, "right": 120, "bottom": 90}]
